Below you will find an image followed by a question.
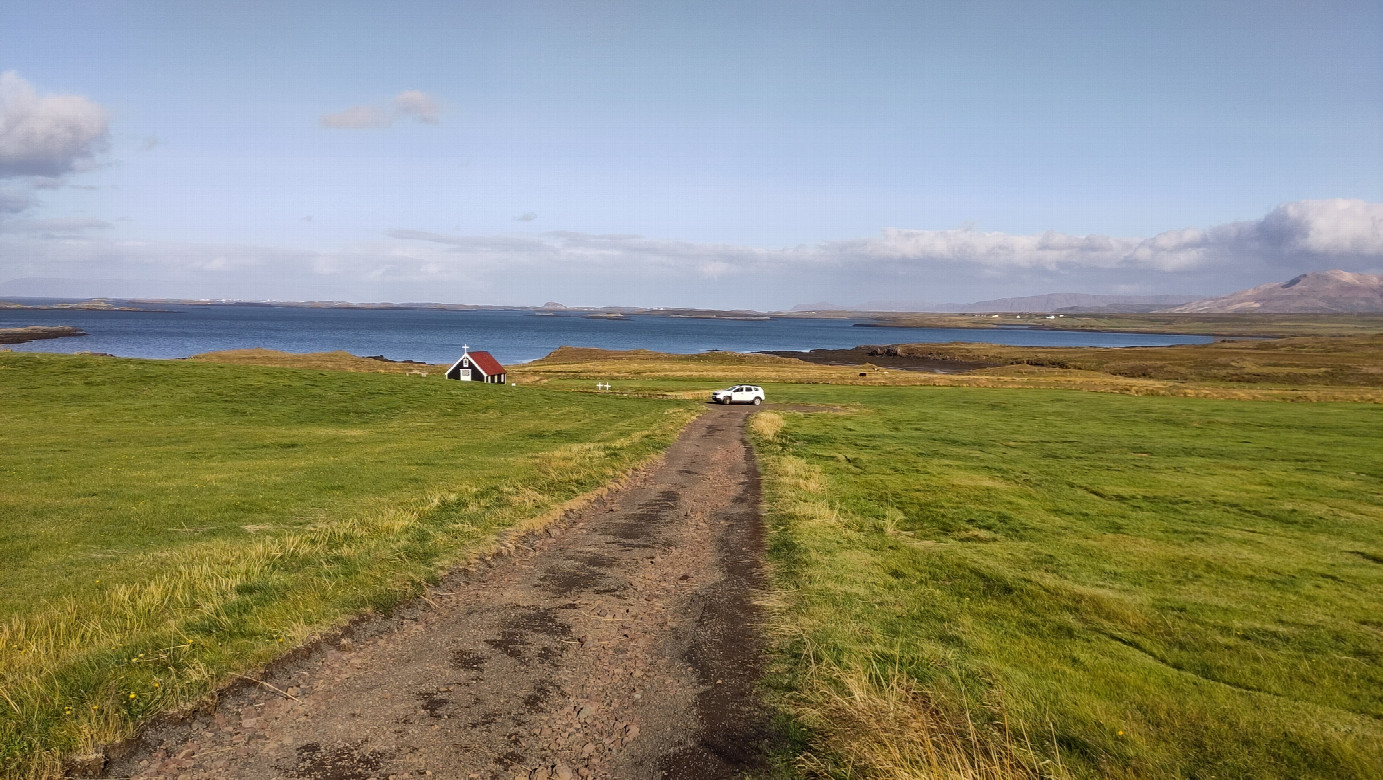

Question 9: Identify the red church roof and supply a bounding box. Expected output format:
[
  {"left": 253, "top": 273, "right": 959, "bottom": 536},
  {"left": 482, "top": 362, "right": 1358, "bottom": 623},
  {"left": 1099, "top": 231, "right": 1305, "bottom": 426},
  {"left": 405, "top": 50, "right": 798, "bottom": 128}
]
[{"left": 467, "top": 350, "right": 505, "bottom": 376}]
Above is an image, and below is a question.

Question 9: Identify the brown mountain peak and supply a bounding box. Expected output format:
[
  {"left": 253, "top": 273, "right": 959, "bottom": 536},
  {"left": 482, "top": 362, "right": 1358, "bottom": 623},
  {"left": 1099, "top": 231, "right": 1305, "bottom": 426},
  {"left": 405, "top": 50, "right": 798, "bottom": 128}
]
[{"left": 1173, "top": 270, "right": 1383, "bottom": 313}]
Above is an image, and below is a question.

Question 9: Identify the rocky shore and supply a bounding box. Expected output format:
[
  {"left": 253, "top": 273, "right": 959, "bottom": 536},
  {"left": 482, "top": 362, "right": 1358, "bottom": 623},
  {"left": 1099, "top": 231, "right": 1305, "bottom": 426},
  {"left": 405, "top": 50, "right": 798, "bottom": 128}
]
[
  {"left": 760, "top": 344, "right": 997, "bottom": 373},
  {"left": 0, "top": 325, "right": 87, "bottom": 344}
]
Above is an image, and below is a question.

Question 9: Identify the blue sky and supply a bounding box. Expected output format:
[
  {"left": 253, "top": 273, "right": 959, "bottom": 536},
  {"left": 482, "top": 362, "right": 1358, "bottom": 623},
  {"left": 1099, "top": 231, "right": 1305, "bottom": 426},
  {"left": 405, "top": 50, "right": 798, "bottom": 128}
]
[{"left": 1, "top": 0, "right": 1380, "bottom": 308}]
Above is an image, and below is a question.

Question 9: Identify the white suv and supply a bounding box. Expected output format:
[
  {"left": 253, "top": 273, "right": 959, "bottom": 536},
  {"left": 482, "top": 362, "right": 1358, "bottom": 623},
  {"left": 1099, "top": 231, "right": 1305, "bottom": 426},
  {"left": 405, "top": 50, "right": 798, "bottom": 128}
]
[{"left": 711, "top": 385, "right": 765, "bottom": 405}]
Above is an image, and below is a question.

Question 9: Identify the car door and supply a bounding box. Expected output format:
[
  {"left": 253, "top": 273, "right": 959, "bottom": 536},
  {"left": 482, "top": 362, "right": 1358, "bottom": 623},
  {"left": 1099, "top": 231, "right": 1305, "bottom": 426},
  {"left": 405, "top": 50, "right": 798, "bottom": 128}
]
[{"left": 732, "top": 386, "right": 751, "bottom": 403}]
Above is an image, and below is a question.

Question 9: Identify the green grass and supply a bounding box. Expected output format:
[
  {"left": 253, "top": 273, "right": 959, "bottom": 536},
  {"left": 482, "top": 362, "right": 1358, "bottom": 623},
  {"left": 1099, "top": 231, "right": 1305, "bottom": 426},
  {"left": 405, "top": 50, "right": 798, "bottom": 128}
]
[
  {"left": 0, "top": 352, "right": 694, "bottom": 778},
  {"left": 750, "top": 386, "right": 1383, "bottom": 779},
  {"left": 7, "top": 347, "right": 1382, "bottom": 778}
]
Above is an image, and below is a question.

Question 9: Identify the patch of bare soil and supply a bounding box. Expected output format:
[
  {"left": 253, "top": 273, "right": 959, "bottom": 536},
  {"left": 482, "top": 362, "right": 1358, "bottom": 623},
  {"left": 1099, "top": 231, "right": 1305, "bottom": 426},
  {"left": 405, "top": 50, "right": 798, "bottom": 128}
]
[
  {"left": 105, "top": 406, "right": 770, "bottom": 780},
  {"left": 760, "top": 345, "right": 996, "bottom": 373}
]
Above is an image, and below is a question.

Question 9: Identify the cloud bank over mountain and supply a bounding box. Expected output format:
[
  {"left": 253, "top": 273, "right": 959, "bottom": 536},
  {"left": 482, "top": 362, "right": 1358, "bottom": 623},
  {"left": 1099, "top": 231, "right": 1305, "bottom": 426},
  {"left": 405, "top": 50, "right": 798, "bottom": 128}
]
[
  {"left": 5, "top": 199, "right": 1381, "bottom": 308},
  {"left": 821, "top": 199, "right": 1383, "bottom": 273}
]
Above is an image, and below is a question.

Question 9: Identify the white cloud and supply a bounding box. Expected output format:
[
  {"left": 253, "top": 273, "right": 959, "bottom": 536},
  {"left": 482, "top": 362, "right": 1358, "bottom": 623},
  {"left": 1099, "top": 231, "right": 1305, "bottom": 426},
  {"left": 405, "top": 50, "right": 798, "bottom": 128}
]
[
  {"left": 385, "top": 201, "right": 1383, "bottom": 278},
  {"left": 1256, "top": 198, "right": 1383, "bottom": 255},
  {"left": 5, "top": 200, "right": 1381, "bottom": 308},
  {"left": 369, "top": 200, "right": 1383, "bottom": 303},
  {"left": 514, "top": 211, "right": 538, "bottom": 222},
  {"left": 320, "top": 105, "right": 393, "bottom": 129},
  {"left": 0, "top": 71, "right": 109, "bottom": 178},
  {"left": 320, "top": 90, "right": 443, "bottom": 129},
  {"left": 825, "top": 227, "right": 1140, "bottom": 270},
  {"left": 392, "top": 90, "right": 440, "bottom": 124},
  {"left": 1116, "top": 199, "right": 1383, "bottom": 272},
  {"left": 807, "top": 199, "right": 1383, "bottom": 275}
]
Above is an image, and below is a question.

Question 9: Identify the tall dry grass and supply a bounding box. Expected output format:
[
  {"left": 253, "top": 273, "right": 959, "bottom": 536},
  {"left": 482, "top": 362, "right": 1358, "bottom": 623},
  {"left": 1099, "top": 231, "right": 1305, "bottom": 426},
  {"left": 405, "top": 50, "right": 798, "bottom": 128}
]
[
  {"left": 748, "top": 410, "right": 784, "bottom": 441},
  {"left": 785, "top": 651, "right": 1067, "bottom": 780}
]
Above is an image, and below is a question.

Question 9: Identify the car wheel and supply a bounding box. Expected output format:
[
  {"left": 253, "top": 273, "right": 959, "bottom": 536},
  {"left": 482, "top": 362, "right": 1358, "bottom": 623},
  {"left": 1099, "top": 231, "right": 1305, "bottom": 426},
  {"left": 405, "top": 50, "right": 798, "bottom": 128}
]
[{"left": 752, "top": 397, "right": 762, "bottom": 405}]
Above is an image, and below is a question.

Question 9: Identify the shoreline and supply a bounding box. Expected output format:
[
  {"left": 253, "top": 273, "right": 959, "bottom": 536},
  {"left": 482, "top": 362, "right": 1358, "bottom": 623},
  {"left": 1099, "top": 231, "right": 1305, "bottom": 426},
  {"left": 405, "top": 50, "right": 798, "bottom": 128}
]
[
  {"left": 759, "top": 346, "right": 997, "bottom": 373},
  {"left": 0, "top": 325, "right": 87, "bottom": 345}
]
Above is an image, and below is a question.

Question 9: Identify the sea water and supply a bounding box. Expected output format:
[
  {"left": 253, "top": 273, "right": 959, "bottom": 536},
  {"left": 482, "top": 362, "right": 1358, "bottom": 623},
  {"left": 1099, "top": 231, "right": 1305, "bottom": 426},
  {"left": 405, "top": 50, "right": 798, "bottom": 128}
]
[{"left": 0, "top": 304, "right": 1215, "bottom": 364}]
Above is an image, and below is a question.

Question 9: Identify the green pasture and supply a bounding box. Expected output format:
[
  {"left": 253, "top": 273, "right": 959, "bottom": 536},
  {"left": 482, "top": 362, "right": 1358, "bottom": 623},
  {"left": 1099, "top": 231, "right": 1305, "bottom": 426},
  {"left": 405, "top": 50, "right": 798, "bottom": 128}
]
[
  {"left": 0, "top": 353, "right": 692, "bottom": 778},
  {"left": 751, "top": 385, "right": 1383, "bottom": 779}
]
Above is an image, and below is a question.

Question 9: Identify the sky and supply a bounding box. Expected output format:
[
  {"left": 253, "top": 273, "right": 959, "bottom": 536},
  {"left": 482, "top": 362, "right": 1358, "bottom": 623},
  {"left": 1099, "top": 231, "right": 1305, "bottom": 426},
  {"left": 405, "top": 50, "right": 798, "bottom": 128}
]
[{"left": 1, "top": 0, "right": 1380, "bottom": 309}]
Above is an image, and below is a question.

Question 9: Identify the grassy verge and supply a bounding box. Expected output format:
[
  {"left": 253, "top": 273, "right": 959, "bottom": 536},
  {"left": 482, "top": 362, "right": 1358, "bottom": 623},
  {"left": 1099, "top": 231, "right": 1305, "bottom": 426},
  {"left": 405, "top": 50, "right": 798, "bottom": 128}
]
[
  {"left": 0, "top": 352, "right": 695, "bottom": 778},
  {"left": 749, "top": 386, "right": 1383, "bottom": 779}
]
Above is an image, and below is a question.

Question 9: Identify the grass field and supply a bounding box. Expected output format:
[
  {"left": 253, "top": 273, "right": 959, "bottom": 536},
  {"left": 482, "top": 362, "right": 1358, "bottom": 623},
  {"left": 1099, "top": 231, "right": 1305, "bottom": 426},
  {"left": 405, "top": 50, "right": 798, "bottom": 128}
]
[
  {"left": 514, "top": 343, "right": 1383, "bottom": 403},
  {"left": 750, "top": 386, "right": 1383, "bottom": 779},
  {"left": 7, "top": 342, "right": 1383, "bottom": 779},
  {"left": 887, "top": 334, "right": 1383, "bottom": 388},
  {"left": 0, "top": 352, "right": 694, "bottom": 778}
]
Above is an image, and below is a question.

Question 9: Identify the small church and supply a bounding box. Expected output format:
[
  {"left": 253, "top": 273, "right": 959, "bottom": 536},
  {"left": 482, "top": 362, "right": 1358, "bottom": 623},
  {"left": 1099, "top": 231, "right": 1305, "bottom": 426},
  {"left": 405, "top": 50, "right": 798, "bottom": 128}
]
[{"left": 446, "top": 346, "right": 507, "bottom": 384}]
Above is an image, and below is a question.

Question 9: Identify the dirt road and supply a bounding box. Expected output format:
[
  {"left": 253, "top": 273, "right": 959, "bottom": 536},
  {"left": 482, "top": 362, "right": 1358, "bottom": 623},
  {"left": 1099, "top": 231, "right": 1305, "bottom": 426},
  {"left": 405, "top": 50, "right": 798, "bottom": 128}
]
[{"left": 106, "top": 404, "right": 769, "bottom": 780}]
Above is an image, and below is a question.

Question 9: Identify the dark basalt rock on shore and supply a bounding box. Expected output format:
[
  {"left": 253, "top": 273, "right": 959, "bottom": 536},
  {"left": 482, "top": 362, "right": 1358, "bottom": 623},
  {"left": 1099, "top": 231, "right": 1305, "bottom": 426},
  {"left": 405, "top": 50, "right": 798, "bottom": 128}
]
[
  {"left": 0, "top": 325, "right": 87, "bottom": 344},
  {"left": 760, "top": 345, "right": 997, "bottom": 373},
  {"left": 362, "top": 354, "right": 428, "bottom": 365}
]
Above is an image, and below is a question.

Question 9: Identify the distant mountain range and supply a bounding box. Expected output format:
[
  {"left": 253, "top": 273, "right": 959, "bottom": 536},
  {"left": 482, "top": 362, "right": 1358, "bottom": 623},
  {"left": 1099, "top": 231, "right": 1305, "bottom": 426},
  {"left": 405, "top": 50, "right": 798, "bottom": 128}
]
[
  {"left": 1171, "top": 270, "right": 1383, "bottom": 313},
  {"left": 792, "top": 293, "right": 1199, "bottom": 314},
  {"left": 794, "top": 271, "right": 1383, "bottom": 314},
  {"left": 10, "top": 270, "right": 1381, "bottom": 317},
  {"left": 951, "top": 293, "right": 1200, "bottom": 313}
]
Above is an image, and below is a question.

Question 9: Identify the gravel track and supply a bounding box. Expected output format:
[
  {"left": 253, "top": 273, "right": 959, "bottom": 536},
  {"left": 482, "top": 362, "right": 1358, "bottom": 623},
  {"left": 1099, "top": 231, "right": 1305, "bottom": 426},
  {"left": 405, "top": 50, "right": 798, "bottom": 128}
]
[{"left": 105, "top": 404, "right": 769, "bottom": 780}]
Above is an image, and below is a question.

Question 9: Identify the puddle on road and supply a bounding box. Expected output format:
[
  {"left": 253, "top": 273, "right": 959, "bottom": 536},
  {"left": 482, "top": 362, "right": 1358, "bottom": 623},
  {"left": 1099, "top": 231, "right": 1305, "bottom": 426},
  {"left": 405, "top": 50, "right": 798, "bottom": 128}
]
[
  {"left": 538, "top": 563, "right": 603, "bottom": 595},
  {"left": 522, "top": 679, "right": 563, "bottom": 712},
  {"left": 287, "top": 740, "right": 388, "bottom": 780},
  {"left": 414, "top": 689, "right": 451, "bottom": 718},
  {"left": 483, "top": 607, "right": 572, "bottom": 664},
  {"left": 574, "top": 552, "right": 617, "bottom": 568},
  {"left": 450, "top": 648, "right": 487, "bottom": 672},
  {"left": 607, "top": 489, "right": 679, "bottom": 541}
]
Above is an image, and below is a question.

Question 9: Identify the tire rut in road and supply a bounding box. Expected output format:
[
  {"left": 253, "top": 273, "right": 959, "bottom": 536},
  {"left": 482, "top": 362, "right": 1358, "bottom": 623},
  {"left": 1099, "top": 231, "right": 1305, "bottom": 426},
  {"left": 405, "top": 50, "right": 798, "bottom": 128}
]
[{"left": 106, "top": 405, "right": 769, "bottom": 780}]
